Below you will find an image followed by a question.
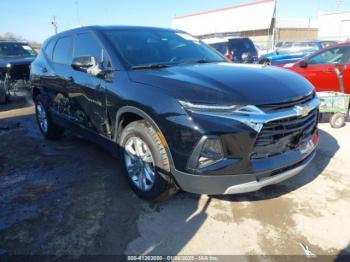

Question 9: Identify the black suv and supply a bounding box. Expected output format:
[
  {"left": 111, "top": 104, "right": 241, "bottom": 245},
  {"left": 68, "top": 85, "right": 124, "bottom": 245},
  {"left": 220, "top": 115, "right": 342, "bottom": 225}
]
[
  {"left": 31, "top": 26, "right": 320, "bottom": 201},
  {"left": 0, "top": 40, "right": 36, "bottom": 103},
  {"left": 207, "top": 37, "right": 258, "bottom": 63}
]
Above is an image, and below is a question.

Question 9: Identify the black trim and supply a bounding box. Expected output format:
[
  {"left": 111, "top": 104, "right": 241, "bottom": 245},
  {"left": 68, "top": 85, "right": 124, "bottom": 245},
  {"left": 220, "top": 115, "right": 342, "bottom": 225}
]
[{"left": 171, "top": 149, "right": 316, "bottom": 195}]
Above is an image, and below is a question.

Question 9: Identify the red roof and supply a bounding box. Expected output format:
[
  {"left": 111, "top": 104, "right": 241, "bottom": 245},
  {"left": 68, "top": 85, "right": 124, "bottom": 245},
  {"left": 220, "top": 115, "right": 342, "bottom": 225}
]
[{"left": 174, "top": 0, "right": 275, "bottom": 20}]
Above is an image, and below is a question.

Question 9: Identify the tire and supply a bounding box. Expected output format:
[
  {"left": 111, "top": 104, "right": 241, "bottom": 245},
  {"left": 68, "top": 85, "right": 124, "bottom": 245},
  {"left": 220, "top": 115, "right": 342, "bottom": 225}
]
[
  {"left": 0, "top": 90, "right": 6, "bottom": 104},
  {"left": 34, "top": 95, "right": 64, "bottom": 139},
  {"left": 259, "top": 59, "right": 271, "bottom": 65},
  {"left": 330, "top": 113, "right": 346, "bottom": 129},
  {"left": 119, "top": 120, "right": 177, "bottom": 201},
  {"left": 0, "top": 83, "right": 6, "bottom": 104}
]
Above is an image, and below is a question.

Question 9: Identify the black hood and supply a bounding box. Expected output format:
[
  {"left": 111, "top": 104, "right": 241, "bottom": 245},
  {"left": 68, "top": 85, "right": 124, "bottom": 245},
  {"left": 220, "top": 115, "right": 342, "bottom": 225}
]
[
  {"left": 128, "top": 63, "right": 314, "bottom": 105},
  {"left": 0, "top": 56, "right": 36, "bottom": 68}
]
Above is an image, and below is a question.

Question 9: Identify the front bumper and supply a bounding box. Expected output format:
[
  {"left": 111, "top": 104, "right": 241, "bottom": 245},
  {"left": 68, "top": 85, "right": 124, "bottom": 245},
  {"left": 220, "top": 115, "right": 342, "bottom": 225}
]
[{"left": 171, "top": 149, "right": 316, "bottom": 195}]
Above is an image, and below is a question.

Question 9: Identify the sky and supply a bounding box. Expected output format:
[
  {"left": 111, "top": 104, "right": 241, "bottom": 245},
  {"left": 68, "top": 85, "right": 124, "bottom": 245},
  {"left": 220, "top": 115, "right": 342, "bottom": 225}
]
[{"left": 0, "top": 0, "right": 349, "bottom": 42}]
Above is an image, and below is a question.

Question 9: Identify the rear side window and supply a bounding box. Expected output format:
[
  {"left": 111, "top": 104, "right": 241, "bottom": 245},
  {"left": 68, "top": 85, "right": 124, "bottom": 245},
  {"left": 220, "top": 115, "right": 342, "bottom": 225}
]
[
  {"left": 229, "top": 39, "right": 256, "bottom": 54},
  {"left": 45, "top": 39, "right": 56, "bottom": 60},
  {"left": 53, "top": 36, "right": 73, "bottom": 65},
  {"left": 74, "top": 33, "right": 102, "bottom": 62}
]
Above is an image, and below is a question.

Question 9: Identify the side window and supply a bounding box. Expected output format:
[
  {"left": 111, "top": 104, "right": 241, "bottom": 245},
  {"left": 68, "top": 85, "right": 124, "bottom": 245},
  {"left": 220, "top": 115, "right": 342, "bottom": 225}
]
[
  {"left": 52, "top": 36, "right": 73, "bottom": 65},
  {"left": 74, "top": 33, "right": 102, "bottom": 63},
  {"left": 308, "top": 47, "right": 348, "bottom": 65},
  {"left": 45, "top": 39, "right": 56, "bottom": 60}
]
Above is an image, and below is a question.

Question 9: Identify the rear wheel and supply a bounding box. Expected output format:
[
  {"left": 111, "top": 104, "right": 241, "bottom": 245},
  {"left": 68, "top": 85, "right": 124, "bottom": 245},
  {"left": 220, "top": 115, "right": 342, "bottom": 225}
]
[
  {"left": 330, "top": 113, "right": 346, "bottom": 128},
  {"left": 35, "top": 95, "right": 64, "bottom": 139},
  {"left": 119, "top": 120, "right": 177, "bottom": 201}
]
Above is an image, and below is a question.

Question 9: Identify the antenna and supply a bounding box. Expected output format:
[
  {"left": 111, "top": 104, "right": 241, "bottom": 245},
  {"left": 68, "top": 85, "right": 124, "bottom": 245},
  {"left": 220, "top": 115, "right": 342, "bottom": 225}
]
[{"left": 51, "top": 16, "right": 58, "bottom": 34}]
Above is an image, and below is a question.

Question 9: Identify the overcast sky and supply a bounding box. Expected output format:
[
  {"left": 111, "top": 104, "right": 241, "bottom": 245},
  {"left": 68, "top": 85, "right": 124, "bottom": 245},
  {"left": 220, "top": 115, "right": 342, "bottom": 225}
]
[{"left": 0, "top": 0, "right": 349, "bottom": 42}]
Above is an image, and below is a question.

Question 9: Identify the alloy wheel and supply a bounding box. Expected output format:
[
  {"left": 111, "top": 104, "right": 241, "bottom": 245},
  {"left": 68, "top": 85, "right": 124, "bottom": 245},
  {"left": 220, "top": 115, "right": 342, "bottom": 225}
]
[{"left": 124, "top": 136, "right": 156, "bottom": 191}]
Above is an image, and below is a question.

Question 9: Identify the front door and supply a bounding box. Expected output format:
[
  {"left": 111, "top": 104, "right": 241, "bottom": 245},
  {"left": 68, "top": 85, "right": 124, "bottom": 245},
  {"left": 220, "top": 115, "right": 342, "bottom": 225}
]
[{"left": 67, "top": 32, "right": 111, "bottom": 137}]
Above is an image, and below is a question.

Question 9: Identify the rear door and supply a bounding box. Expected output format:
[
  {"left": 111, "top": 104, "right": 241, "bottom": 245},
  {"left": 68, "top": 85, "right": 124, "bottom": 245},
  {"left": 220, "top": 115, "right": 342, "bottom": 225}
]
[
  {"left": 296, "top": 46, "right": 350, "bottom": 92},
  {"left": 68, "top": 32, "right": 111, "bottom": 137},
  {"left": 50, "top": 35, "right": 74, "bottom": 116}
]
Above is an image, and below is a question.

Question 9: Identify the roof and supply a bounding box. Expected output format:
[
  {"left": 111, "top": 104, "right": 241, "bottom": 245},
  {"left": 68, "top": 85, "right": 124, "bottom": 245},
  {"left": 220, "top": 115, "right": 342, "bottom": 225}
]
[
  {"left": 172, "top": 0, "right": 276, "bottom": 36},
  {"left": 43, "top": 25, "right": 180, "bottom": 43},
  {"left": 202, "top": 38, "right": 230, "bottom": 44}
]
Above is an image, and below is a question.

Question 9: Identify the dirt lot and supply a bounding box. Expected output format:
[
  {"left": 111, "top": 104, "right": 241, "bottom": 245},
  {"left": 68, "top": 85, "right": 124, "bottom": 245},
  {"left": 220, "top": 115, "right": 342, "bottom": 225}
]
[{"left": 0, "top": 93, "right": 350, "bottom": 260}]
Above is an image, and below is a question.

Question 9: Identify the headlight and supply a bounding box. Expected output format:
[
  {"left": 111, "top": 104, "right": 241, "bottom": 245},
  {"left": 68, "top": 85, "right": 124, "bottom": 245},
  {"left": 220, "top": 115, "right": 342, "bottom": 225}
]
[
  {"left": 187, "top": 136, "right": 224, "bottom": 170},
  {"left": 178, "top": 100, "right": 242, "bottom": 112},
  {"left": 179, "top": 100, "right": 264, "bottom": 133},
  {"left": 6, "top": 63, "right": 11, "bottom": 68}
]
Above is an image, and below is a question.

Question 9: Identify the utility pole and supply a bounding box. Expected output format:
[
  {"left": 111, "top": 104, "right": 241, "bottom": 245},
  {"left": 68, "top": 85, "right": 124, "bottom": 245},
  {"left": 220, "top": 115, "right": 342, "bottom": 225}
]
[
  {"left": 51, "top": 16, "right": 58, "bottom": 34},
  {"left": 75, "top": 0, "right": 81, "bottom": 26},
  {"left": 272, "top": 0, "right": 278, "bottom": 49}
]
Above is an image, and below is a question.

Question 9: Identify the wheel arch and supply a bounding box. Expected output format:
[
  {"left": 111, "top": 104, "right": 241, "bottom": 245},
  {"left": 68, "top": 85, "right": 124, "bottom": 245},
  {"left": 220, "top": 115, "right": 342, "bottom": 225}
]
[{"left": 115, "top": 106, "right": 176, "bottom": 171}]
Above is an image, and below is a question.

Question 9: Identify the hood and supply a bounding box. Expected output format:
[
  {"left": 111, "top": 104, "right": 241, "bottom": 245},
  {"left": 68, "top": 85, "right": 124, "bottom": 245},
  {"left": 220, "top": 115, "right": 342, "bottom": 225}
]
[
  {"left": 0, "top": 56, "right": 36, "bottom": 68},
  {"left": 261, "top": 52, "right": 308, "bottom": 59},
  {"left": 128, "top": 62, "right": 314, "bottom": 105}
]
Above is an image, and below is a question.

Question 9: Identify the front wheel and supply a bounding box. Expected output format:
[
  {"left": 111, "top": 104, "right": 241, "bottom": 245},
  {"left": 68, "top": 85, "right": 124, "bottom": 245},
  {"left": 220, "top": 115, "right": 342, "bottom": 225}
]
[{"left": 119, "top": 120, "right": 177, "bottom": 201}]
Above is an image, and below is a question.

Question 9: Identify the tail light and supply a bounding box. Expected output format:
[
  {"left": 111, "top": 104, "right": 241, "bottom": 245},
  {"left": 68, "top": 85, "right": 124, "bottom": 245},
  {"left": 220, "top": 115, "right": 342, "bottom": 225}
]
[{"left": 225, "top": 53, "right": 233, "bottom": 60}]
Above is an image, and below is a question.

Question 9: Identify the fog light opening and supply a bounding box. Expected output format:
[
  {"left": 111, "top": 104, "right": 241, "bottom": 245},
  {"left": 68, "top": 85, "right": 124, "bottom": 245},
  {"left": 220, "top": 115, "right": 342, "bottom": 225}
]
[{"left": 197, "top": 138, "right": 224, "bottom": 168}]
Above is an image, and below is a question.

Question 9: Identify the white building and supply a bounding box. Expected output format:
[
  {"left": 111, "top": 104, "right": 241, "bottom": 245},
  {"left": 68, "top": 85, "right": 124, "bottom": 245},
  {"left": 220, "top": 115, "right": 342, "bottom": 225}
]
[
  {"left": 318, "top": 10, "right": 350, "bottom": 41},
  {"left": 172, "top": 0, "right": 319, "bottom": 49}
]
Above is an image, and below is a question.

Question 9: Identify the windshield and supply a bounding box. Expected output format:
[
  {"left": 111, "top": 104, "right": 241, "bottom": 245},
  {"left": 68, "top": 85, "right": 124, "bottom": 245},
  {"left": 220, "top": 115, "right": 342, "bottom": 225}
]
[
  {"left": 0, "top": 42, "right": 36, "bottom": 58},
  {"left": 103, "top": 29, "right": 226, "bottom": 68}
]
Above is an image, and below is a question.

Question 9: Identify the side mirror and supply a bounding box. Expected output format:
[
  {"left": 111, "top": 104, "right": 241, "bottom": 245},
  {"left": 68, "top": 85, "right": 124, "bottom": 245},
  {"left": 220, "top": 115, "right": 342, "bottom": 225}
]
[
  {"left": 299, "top": 60, "right": 308, "bottom": 68},
  {"left": 72, "top": 56, "right": 97, "bottom": 72},
  {"left": 71, "top": 56, "right": 104, "bottom": 77}
]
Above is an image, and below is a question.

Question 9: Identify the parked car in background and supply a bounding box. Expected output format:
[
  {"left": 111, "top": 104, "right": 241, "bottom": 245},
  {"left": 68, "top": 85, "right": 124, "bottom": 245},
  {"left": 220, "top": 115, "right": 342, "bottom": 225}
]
[
  {"left": 259, "top": 40, "right": 339, "bottom": 66},
  {"left": 31, "top": 26, "right": 319, "bottom": 201},
  {"left": 0, "top": 40, "right": 36, "bottom": 103},
  {"left": 283, "top": 42, "right": 350, "bottom": 94},
  {"left": 203, "top": 37, "right": 258, "bottom": 63},
  {"left": 255, "top": 44, "right": 269, "bottom": 57},
  {"left": 320, "top": 40, "right": 341, "bottom": 48}
]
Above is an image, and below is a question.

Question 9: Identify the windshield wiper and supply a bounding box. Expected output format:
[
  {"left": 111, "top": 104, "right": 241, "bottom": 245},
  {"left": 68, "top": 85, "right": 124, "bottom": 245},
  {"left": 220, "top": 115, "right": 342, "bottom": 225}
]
[
  {"left": 131, "top": 63, "right": 171, "bottom": 70},
  {"left": 180, "top": 59, "right": 224, "bottom": 65},
  {"left": 194, "top": 59, "right": 214, "bottom": 63}
]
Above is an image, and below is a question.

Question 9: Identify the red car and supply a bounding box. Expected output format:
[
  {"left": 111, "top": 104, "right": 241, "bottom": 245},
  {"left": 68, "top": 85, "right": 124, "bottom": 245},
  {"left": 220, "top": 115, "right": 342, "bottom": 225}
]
[{"left": 282, "top": 42, "right": 350, "bottom": 94}]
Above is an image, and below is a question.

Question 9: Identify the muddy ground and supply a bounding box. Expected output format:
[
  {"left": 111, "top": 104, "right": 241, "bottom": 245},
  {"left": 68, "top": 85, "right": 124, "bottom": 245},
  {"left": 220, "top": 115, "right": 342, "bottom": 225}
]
[{"left": 0, "top": 93, "right": 349, "bottom": 260}]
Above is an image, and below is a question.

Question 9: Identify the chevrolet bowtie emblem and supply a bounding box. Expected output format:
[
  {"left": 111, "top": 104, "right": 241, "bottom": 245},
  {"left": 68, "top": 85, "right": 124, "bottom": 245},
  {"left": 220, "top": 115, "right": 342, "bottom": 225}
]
[{"left": 294, "top": 105, "right": 312, "bottom": 117}]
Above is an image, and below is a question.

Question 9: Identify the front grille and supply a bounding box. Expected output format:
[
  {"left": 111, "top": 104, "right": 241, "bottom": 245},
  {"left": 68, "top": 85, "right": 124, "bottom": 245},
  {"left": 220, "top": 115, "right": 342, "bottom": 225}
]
[
  {"left": 252, "top": 108, "right": 318, "bottom": 159},
  {"left": 9, "top": 64, "right": 30, "bottom": 81},
  {"left": 259, "top": 92, "right": 315, "bottom": 112}
]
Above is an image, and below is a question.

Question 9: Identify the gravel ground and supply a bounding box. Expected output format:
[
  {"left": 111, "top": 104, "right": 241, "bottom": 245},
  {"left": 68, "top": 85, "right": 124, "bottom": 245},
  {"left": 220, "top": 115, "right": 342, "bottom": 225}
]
[{"left": 0, "top": 93, "right": 349, "bottom": 261}]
